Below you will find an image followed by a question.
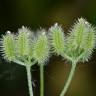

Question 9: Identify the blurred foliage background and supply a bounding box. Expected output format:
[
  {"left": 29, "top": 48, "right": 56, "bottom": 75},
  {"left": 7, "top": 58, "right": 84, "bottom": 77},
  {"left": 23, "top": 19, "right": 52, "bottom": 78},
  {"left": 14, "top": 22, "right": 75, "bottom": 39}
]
[{"left": 0, "top": 0, "right": 96, "bottom": 96}]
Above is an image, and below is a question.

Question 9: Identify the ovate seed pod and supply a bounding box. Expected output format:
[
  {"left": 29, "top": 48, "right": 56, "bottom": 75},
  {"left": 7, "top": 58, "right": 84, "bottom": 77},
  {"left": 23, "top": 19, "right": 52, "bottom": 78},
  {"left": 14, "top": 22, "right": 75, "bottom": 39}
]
[
  {"left": 49, "top": 23, "right": 65, "bottom": 55},
  {"left": 33, "top": 30, "right": 50, "bottom": 64},
  {"left": 16, "top": 26, "right": 32, "bottom": 58},
  {"left": 1, "top": 31, "right": 16, "bottom": 61}
]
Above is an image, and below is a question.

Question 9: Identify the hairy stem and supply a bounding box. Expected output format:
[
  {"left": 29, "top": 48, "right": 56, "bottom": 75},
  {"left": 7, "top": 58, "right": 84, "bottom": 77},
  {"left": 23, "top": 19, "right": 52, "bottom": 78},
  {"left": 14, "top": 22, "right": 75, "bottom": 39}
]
[
  {"left": 40, "top": 64, "right": 44, "bottom": 96},
  {"left": 26, "top": 66, "right": 33, "bottom": 96},
  {"left": 60, "top": 61, "right": 77, "bottom": 96}
]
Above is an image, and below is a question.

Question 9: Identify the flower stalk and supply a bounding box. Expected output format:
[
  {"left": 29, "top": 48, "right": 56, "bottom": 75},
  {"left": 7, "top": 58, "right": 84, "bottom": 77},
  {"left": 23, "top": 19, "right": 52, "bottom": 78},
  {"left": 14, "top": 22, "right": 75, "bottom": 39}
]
[
  {"left": 40, "top": 64, "right": 44, "bottom": 96},
  {"left": 60, "top": 61, "right": 77, "bottom": 96},
  {"left": 26, "top": 66, "right": 33, "bottom": 96}
]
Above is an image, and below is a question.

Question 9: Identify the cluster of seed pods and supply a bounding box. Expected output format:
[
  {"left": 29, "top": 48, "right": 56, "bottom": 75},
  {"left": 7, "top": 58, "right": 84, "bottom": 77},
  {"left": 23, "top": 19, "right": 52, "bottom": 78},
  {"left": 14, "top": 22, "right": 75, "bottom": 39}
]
[{"left": 0, "top": 18, "right": 96, "bottom": 96}]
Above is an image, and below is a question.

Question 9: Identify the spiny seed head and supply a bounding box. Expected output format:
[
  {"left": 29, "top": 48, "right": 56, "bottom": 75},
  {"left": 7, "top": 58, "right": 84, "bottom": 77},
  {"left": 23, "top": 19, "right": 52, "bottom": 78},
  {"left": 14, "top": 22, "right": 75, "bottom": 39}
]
[
  {"left": 66, "top": 18, "right": 96, "bottom": 62},
  {"left": 84, "top": 26, "right": 96, "bottom": 50},
  {"left": 16, "top": 26, "right": 32, "bottom": 58},
  {"left": 33, "top": 30, "right": 50, "bottom": 65},
  {"left": 81, "top": 25, "right": 96, "bottom": 62},
  {"left": 0, "top": 31, "right": 16, "bottom": 61},
  {"left": 49, "top": 23, "right": 65, "bottom": 55},
  {"left": 68, "top": 18, "right": 88, "bottom": 49}
]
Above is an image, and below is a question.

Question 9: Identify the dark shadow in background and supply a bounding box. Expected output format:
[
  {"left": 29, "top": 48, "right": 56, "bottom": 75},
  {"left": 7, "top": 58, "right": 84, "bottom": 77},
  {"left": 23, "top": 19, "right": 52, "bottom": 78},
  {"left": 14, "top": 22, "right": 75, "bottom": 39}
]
[{"left": 0, "top": 0, "right": 96, "bottom": 96}]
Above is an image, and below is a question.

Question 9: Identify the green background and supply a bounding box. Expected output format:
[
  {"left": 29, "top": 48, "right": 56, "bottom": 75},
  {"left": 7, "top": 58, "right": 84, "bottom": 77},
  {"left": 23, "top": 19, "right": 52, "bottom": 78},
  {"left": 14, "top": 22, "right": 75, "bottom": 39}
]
[{"left": 0, "top": 0, "right": 96, "bottom": 96}]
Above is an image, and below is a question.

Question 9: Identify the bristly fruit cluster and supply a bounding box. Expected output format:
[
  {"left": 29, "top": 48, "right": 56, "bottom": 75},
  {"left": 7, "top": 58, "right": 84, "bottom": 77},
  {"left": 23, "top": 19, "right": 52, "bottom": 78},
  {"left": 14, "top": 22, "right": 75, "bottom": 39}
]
[
  {"left": 48, "top": 18, "right": 96, "bottom": 96},
  {"left": 1, "top": 18, "right": 96, "bottom": 63},
  {"left": 0, "top": 26, "right": 50, "bottom": 66},
  {"left": 0, "top": 18, "right": 96, "bottom": 65},
  {"left": 49, "top": 18, "right": 96, "bottom": 63},
  {"left": 0, "top": 18, "right": 96, "bottom": 96}
]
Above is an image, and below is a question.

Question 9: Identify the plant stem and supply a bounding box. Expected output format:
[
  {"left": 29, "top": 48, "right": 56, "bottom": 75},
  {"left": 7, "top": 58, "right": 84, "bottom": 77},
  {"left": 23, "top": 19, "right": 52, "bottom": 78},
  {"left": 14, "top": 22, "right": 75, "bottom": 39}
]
[
  {"left": 40, "top": 64, "right": 44, "bottom": 96},
  {"left": 26, "top": 66, "right": 33, "bottom": 96},
  {"left": 14, "top": 59, "right": 25, "bottom": 66},
  {"left": 60, "top": 61, "right": 77, "bottom": 96}
]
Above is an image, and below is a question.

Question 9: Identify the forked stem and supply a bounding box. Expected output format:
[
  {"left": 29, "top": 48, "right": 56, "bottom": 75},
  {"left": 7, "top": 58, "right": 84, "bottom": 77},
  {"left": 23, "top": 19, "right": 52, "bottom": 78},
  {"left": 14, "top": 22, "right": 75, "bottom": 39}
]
[
  {"left": 40, "top": 64, "right": 44, "bottom": 96},
  {"left": 26, "top": 66, "right": 33, "bottom": 96},
  {"left": 60, "top": 61, "right": 77, "bottom": 96}
]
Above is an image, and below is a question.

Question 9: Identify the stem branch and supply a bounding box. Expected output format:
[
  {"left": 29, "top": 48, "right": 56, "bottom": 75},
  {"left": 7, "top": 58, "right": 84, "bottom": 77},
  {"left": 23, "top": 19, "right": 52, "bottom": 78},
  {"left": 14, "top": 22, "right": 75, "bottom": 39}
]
[
  {"left": 26, "top": 66, "right": 33, "bottom": 96},
  {"left": 40, "top": 64, "right": 44, "bottom": 96},
  {"left": 60, "top": 61, "right": 77, "bottom": 96}
]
